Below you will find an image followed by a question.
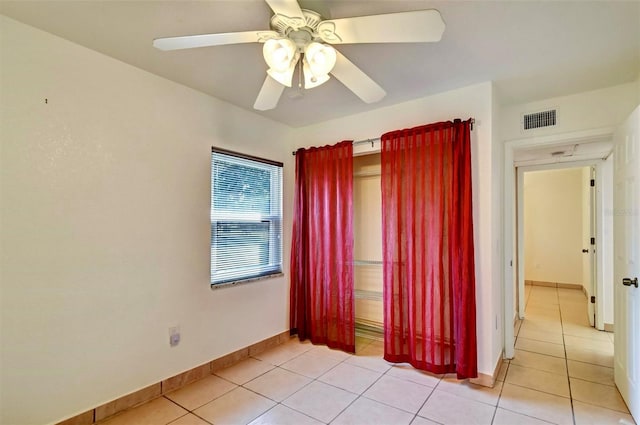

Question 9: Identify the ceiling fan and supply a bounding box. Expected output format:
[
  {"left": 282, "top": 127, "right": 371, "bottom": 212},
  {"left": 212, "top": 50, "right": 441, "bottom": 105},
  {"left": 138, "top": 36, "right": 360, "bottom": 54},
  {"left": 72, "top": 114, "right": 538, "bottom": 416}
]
[{"left": 153, "top": 0, "right": 445, "bottom": 111}]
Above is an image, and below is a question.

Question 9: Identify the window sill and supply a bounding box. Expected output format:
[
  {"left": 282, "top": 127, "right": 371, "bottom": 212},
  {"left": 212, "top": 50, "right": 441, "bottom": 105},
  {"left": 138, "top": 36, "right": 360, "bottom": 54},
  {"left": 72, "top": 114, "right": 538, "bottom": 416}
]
[{"left": 210, "top": 272, "right": 284, "bottom": 290}]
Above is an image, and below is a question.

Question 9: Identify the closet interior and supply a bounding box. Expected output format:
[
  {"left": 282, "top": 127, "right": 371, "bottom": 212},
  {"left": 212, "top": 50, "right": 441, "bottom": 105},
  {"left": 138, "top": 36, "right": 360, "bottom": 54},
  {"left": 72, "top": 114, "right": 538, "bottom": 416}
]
[{"left": 353, "top": 153, "right": 383, "bottom": 340}]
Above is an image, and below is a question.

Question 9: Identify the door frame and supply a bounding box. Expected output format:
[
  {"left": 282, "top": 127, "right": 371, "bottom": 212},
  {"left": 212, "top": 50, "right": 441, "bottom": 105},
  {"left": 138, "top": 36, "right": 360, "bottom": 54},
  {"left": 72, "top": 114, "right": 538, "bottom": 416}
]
[{"left": 503, "top": 127, "right": 614, "bottom": 358}]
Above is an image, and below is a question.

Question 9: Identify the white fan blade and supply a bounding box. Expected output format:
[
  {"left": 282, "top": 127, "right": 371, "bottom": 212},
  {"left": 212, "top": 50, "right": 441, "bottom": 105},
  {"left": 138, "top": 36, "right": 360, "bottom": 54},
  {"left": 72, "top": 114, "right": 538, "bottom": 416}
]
[
  {"left": 153, "top": 30, "right": 278, "bottom": 51},
  {"left": 330, "top": 51, "right": 385, "bottom": 104},
  {"left": 254, "top": 75, "right": 285, "bottom": 110},
  {"left": 265, "top": 0, "right": 306, "bottom": 28},
  {"left": 317, "top": 10, "right": 445, "bottom": 44}
]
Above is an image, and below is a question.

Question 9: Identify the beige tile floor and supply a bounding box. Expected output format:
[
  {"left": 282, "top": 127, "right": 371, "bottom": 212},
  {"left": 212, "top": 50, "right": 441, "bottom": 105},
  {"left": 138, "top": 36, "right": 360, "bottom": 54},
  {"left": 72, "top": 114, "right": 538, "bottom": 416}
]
[{"left": 98, "top": 286, "right": 636, "bottom": 425}]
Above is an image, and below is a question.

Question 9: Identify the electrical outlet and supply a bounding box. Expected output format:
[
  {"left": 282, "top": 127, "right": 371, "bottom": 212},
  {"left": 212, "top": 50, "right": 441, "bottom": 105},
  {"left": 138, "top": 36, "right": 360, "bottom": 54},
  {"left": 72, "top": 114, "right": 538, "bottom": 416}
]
[{"left": 169, "top": 326, "right": 180, "bottom": 347}]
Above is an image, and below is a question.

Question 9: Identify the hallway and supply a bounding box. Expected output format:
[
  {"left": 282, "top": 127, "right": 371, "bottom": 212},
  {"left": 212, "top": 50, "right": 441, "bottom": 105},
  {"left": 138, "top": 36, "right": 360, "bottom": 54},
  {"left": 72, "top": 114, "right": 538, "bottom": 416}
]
[{"left": 508, "top": 284, "right": 633, "bottom": 424}]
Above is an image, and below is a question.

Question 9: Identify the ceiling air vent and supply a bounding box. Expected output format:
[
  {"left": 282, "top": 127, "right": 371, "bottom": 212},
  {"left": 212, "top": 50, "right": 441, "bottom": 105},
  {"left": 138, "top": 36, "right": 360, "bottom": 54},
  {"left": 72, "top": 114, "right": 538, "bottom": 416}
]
[{"left": 523, "top": 109, "right": 557, "bottom": 130}]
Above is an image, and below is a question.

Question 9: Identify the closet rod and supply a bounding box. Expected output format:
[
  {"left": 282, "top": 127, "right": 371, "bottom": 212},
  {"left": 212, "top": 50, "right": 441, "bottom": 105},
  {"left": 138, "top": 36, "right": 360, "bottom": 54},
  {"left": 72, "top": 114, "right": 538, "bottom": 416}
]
[
  {"left": 354, "top": 260, "right": 383, "bottom": 266},
  {"left": 291, "top": 118, "right": 475, "bottom": 156},
  {"left": 291, "top": 138, "right": 378, "bottom": 156}
]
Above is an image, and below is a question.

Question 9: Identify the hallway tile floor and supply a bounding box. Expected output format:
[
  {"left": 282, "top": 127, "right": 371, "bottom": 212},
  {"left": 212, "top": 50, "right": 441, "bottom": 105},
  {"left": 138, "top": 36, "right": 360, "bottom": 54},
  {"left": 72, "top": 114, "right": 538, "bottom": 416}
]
[{"left": 98, "top": 285, "right": 635, "bottom": 425}]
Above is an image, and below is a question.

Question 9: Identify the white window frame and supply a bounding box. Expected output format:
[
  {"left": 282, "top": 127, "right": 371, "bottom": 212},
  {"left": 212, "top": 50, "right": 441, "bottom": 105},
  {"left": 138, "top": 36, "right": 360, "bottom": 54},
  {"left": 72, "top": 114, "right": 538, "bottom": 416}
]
[{"left": 210, "top": 147, "right": 283, "bottom": 287}]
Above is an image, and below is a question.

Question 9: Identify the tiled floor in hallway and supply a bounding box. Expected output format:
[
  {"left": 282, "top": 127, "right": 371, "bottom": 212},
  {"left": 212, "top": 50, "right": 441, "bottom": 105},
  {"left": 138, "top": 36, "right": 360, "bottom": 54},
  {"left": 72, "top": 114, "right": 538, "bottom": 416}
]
[{"left": 98, "top": 285, "right": 635, "bottom": 425}]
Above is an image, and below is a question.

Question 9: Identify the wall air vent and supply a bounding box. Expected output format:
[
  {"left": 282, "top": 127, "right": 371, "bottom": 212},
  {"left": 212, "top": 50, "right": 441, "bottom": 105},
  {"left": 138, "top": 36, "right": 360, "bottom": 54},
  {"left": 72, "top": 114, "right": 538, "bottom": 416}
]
[{"left": 523, "top": 109, "right": 557, "bottom": 130}]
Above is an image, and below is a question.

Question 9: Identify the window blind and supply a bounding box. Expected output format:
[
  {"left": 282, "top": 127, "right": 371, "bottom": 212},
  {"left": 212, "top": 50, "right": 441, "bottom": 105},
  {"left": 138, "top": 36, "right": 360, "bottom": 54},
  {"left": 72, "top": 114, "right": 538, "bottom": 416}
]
[{"left": 211, "top": 148, "right": 283, "bottom": 285}]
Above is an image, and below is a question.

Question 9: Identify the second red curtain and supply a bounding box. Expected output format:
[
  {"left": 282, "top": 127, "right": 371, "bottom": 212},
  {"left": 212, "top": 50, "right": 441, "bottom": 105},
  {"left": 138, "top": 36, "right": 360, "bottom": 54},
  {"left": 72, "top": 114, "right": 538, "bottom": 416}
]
[
  {"left": 381, "top": 119, "right": 477, "bottom": 378},
  {"left": 290, "top": 141, "right": 355, "bottom": 353}
]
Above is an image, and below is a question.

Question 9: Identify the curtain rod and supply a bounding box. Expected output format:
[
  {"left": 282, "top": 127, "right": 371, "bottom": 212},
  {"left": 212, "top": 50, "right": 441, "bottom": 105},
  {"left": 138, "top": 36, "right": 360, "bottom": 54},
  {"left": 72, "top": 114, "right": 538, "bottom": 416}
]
[{"left": 291, "top": 118, "right": 475, "bottom": 156}]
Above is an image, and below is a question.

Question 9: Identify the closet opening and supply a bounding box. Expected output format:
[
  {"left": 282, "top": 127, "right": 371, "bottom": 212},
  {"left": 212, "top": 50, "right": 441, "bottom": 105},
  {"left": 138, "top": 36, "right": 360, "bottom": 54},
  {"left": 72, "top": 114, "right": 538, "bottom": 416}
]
[
  {"left": 292, "top": 119, "right": 477, "bottom": 377},
  {"left": 354, "top": 153, "right": 383, "bottom": 347}
]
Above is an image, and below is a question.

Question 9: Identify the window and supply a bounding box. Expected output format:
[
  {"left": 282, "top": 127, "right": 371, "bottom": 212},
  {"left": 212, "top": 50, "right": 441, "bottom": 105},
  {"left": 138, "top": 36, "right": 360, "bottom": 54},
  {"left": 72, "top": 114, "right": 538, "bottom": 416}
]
[{"left": 210, "top": 148, "right": 283, "bottom": 286}]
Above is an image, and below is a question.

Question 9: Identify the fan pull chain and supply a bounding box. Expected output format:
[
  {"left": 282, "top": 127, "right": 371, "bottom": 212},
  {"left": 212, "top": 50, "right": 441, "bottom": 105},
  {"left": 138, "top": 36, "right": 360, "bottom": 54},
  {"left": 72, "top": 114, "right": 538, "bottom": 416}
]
[{"left": 298, "top": 56, "right": 303, "bottom": 89}]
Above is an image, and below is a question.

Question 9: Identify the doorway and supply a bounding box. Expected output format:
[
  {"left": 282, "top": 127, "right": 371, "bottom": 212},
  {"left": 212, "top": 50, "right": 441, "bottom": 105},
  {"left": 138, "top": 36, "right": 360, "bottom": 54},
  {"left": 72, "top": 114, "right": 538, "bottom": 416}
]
[
  {"left": 517, "top": 165, "right": 615, "bottom": 355},
  {"left": 518, "top": 165, "right": 595, "bottom": 324},
  {"left": 503, "top": 128, "right": 615, "bottom": 359}
]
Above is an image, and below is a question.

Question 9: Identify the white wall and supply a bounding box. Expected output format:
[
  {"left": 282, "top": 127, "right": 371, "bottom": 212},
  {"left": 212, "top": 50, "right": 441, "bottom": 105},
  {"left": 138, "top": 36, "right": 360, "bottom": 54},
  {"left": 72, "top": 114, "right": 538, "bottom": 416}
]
[
  {"left": 491, "top": 83, "right": 505, "bottom": 363},
  {"left": 501, "top": 82, "right": 639, "bottom": 142},
  {"left": 523, "top": 168, "right": 585, "bottom": 285},
  {"left": 291, "top": 82, "right": 503, "bottom": 379},
  {"left": 0, "top": 16, "right": 295, "bottom": 425}
]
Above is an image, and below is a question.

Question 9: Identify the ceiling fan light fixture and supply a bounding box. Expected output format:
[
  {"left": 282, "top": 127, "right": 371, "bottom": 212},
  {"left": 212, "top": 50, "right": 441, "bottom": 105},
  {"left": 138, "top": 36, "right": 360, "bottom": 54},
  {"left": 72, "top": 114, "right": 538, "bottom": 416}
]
[
  {"left": 263, "top": 38, "right": 298, "bottom": 72},
  {"left": 155, "top": 2, "right": 445, "bottom": 111},
  {"left": 304, "top": 42, "right": 337, "bottom": 76},
  {"left": 267, "top": 63, "right": 296, "bottom": 87},
  {"left": 303, "top": 62, "right": 330, "bottom": 88}
]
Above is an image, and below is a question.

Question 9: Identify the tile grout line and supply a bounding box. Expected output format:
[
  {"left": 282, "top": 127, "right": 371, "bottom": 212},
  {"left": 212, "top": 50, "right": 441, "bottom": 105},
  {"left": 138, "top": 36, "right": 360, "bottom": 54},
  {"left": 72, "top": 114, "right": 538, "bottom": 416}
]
[
  {"left": 510, "top": 286, "right": 626, "bottom": 424},
  {"left": 212, "top": 343, "right": 353, "bottom": 424},
  {"left": 244, "top": 343, "right": 381, "bottom": 424},
  {"left": 276, "top": 350, "right": 353, "bottom": 423},
  {"left": 491, "top": 358, "right": 512, "bottom": 425},
  {"left": 160, "top": 396, "right": 214, "bottom": 425},
  {"left": 557, "top": 286, "right": 578, "bottom": 425},
  {"left": 243, "top": 346, "right": 346, "bottom": 424},
  {"left": 288, "top": 342, "right": 446, "bottom": 424},
  {"left": 504, "top": 285, "right": 574, "bottom": 424},
  {"left": 319, "top": 342, "right": 429, "bottom": 423},
  {"left": 408, "top": 374, "right": 440, "bottom": 425},
  {"left": 167, "top": 344, "right": 319, "bottom": 424}
]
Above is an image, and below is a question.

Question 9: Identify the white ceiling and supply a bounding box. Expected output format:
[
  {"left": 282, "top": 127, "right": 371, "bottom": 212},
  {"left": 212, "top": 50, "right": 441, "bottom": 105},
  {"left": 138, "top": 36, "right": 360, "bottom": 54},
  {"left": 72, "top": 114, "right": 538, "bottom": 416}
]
[{"left": 1, "top": 0, "right": 638, "bottom": 128}]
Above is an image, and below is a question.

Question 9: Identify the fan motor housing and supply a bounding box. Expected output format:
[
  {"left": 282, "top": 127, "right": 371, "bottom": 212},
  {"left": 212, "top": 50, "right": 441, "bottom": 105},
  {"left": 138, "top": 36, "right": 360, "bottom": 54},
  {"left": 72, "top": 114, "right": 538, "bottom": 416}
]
[
  {"left": 270, "top": 9, "right": 322, "bottom": 35},
  {"left": 287, "top": 29, "right": 313, "bottom": 48}
]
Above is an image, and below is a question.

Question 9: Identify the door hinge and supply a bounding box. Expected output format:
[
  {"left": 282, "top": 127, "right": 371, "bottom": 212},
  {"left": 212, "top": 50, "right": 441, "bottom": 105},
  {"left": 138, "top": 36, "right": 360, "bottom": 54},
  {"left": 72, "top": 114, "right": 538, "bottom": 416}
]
[
  {"left": 590, "top": 296, "right": 596, "bottom": 303},
  {"left": 591, "top": 237, "right": 595, "bottom": 245},
  {"left": 590, "top": 179, "right": 595, "bottom": 187}
]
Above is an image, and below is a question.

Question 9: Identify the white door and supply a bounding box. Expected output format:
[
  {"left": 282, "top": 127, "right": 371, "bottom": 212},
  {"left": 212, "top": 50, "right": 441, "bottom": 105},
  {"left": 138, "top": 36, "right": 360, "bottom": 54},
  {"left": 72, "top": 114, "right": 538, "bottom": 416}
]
[{"left": 613, "top": 105, "right": 640, "bottom": 420}]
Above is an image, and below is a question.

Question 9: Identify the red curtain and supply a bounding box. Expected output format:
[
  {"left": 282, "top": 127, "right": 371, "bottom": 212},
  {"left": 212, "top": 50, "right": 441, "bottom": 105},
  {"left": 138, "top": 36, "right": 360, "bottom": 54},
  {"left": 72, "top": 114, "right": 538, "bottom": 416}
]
[
  {"left": 290, "top": 141, "right": 355, "bottom": 353},
  {"left": 381, "top": 119, "right": 477, "bottom": 378}
]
